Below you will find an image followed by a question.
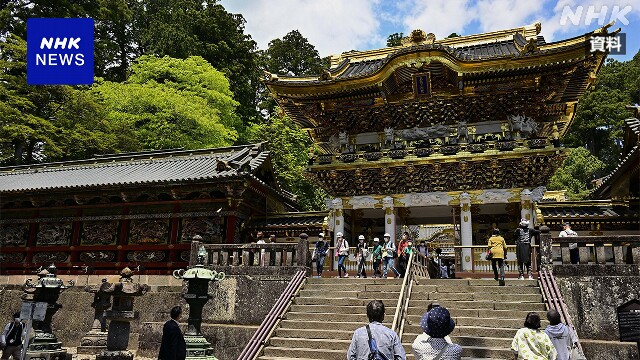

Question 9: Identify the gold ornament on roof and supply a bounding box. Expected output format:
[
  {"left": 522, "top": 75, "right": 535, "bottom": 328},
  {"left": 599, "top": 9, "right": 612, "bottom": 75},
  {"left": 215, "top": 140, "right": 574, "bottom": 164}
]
[{"left": 402, "top": 30, "right": 436, "bottom": 45}]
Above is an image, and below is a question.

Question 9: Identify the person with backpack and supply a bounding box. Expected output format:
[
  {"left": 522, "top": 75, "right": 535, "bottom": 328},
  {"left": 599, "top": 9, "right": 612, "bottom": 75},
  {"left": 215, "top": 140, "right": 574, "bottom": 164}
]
[
  {"left": 371, "top": 238, "right": 383, "bottom": 278},
  {"left": 347, "top": 300, "right": 406, "bottom": 360},
  {"left": 356, "top": 235, "right": 369, "bottom": 278},
  {"left": 514, "top": 219, "right": 540, "bottom": 280},
  {"left": 0, "top": 312, "right": 25, "bottom": 360},
  {"left": 315, "top": 233, "right": 330, "bottom": 277},
  {"left": 558, "top": 223, "right": 579, "bottom": 264},
  {"left": 336, "top": 232, "right": 350, "bottom": 278},
  {"left": 544, "top": 309, "right": 579, "bottom": 360},
  {"left": 382, "top": 233, "right": 399, "bottom": 279}
]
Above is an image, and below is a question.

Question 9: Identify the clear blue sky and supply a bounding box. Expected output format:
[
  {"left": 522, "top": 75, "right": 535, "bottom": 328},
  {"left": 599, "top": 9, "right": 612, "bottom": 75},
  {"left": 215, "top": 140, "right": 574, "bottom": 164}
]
[{"left": 222, "top": 0, "right": 639, "bottom": 61}]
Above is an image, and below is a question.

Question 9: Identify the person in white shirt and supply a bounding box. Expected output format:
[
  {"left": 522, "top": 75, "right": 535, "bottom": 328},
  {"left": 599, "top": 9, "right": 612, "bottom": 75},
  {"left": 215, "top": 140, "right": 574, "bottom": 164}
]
[
  {"left": 255, "top": 231, "right": 266, "bottom": 266},
  {"left": 559, "top": 223, "right": 578, "bottom": 264}
]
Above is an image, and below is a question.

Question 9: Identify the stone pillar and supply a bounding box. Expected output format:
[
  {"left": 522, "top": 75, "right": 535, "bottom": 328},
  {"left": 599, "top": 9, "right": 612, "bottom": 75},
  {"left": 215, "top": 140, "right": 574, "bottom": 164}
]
[
  {"left": 383, "top": 196, "right": 396, "bottom": 245},
  {"left": 96, "top": 267, "right": 149, "bottom": 360},
  {"left": 459, "top": 192, "right": 473, "bottom": 271},
  {"left": 539, "top": 226, "right": 553, "bottom": 273},
  {"left": 520, "top": 189, "right": 533, "bottom": 226},
  {"left": 332, "top": 198, "right": 344, "bottom": 244},
  {"left": 78, "top": 284, "right": 111, "bottom": 354}
]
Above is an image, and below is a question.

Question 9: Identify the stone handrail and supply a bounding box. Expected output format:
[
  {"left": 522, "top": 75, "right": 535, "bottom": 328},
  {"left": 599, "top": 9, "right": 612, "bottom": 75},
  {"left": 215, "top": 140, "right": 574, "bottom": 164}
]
[
  {"left": 548, "top": 234, "right": 640, "bottom": 265},
  {"left": 191, "top": 240, "right": 310, "bottom": 269}
]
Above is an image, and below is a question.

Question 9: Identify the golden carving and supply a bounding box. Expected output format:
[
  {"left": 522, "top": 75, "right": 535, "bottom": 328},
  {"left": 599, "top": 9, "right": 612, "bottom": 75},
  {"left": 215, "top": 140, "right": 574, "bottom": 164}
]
[
  {"left": 522, "top": 200, "right": 532, "bottom": 210},
  {"left": 387, "top": 218, "right": 392, "bottom": 224},
  {"left": 385, "top": 208, "right": 394, "bottom": 215},
  {"left": 525, "top": 213, "right": 531, "bottom": 220},
  {"left": 463, "top": 215, "right": 469, "bottom": 222},
  {"left": 461, "top": 203, "right": 470, "bottom": 212}
]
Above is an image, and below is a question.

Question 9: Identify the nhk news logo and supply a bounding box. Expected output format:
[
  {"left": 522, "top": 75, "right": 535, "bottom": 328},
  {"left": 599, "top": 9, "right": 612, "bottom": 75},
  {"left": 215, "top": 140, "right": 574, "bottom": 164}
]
[{"left": 27, "top": 18, "right": 94, "bottom": 85}]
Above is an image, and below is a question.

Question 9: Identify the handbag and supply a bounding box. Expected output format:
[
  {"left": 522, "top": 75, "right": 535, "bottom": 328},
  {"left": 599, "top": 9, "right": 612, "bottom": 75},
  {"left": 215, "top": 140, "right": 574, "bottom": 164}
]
[
  {"left": 486, "top": 250, "right": 493, "bottom": 260},
  {"left": 570, "top": 346, "right": 587, "bottom": 360},
  {"left": 311, "top": 249, "right": 317, "bottom": 260}
]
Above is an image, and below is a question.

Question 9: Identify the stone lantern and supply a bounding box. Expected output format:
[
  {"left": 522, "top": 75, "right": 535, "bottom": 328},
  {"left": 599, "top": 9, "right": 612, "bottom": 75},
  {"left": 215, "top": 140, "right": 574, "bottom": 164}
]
[
  {"left": 21, "top": 264, "right": 74, "bottom": 360},
  {"left": 173, "top": 245, "right": 225, "bottom": 360},
  {"left": 78, "top": 279, "right": 111, "bottom": 354},
  {"left": 96, "top": 267, "right": 149, "bottom": 360}
]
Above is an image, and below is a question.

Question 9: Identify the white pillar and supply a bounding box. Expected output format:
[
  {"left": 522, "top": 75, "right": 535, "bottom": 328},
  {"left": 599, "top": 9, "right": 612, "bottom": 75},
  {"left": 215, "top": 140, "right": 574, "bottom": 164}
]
[
  {"left": 332, "top": 198, "right": 344, "bottom": 243},
  {"left": 382, "top": 196, "right": 396, "bottom": 244},
  {"left": 520, "top": 189, "right": 533, "bottom": 228},
  {"left": 460, "top": 192, "right": 473, "bottom": 271}
]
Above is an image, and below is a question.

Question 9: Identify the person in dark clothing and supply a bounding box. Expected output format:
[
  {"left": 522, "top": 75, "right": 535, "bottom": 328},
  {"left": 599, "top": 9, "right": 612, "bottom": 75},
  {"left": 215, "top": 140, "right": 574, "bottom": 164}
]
[
  {"left": 514, "top": 219, "right": 540, "bottom": 280},
  {"left": 158, "top": 306, "right": 186, "bottom": 360},
  {"left": 1, "top": 312, "right": 24, "bottom": 360},
  {"left": 315, "top": 233, "right": 330, "bottom": 277}
]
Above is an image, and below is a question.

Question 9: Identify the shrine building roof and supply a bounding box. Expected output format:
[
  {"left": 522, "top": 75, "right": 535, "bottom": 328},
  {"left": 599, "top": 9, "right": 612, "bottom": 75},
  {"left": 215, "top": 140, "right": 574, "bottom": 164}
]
[{"left": 0, "top": 143, "right": 286, "bottom": 196}]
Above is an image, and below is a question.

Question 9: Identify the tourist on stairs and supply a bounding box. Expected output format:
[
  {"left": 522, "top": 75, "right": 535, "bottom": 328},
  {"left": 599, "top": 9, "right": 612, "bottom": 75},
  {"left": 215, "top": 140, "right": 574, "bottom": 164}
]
[
  {"left": 514, "top": 219, "right": 540, "bottom": 280},
  {"left": 544, "top": 309, "right": 578, "bottom": 360},
  {"left": 487, "top": 228, "right": 507, "bottom": 286},
  {"left": 336, "top": 232, "right": 350, "bottom": 278},
  {"left": 315, "top": 233, "right": 329, "bottom": 277},
  {"left": 347, "top": 300, "right": 406, "bottom": 360},
  {"left": 372, "top": 237, "right": 383, "bottom": 278},
  {"left": 511, "top": 312, "right": 558, "bottom": 360},
  {"left": 356, "top": 235, "right": 369, "bottom": 278},
  {"left": 412, "top": 306, "right": 462, "bottom": 360},
  {"left": 382, "top": 233, "right": 400, "bottom": 279},
  {"left": 397, "top": 232, "right": 411, "bottom": 277}
]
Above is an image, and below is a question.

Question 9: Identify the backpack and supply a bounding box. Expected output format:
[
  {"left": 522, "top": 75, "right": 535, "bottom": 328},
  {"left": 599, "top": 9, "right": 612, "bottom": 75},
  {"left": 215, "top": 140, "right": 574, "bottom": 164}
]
[
  {"left": 5, "top": 322, "right": 23, "bottom": 346},
  {"left": 366, "top": 324, "right": 389, "bottom": 360}
]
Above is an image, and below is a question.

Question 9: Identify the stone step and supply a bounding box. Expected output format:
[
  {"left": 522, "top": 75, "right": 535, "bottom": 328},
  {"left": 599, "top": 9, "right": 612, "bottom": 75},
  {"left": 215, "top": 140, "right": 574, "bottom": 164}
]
[
  {"left": 295, "top": 296, "right": 399, "bottom": 307},
  {"left": 406, "top": 300, "right": 546, "bottom": 311},
  {"left": 274, "top": 328, "right": 354, "bottom": 341},
  {"left": 262, "top": 347, "right": 345, "bottom": 360},
  {"left": 285, "top": 311, "right": 369, "bottom": 322},
  {"left": 415, "top": 279, "right": 538, "bottom": 287},
  {"left": 299, "top": 290, "right": 400, "bottom": 300},
  {"left": 409, "top": 291, "right": 543, "bottom": 303},
  {"left": 307, "top": 278, "right": 402, "bottom": 285},
  {"left": 406, "top": 315, "right": 547, "bottom": 329},
  {"left": 290, "top": 304, "right": 384, "bottom": 314},
  {"left": 279, "top": 320, "right": 384, "bottom": 332},
  {"left": 302, "top": 283, "right": 403, "bottom": 291},
  {"left": 412, "top": 284, "right": 541, "bottom": 295},
  {"left": 404, "top": 324, "right": 518, "bottom": 339},
  {"left": 407, "top": 307, "right": 546, "bottom": 319}
]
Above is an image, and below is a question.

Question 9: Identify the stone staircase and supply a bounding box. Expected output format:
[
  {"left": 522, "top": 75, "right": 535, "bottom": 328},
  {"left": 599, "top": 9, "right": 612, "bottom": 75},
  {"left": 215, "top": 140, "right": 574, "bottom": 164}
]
[
  {"left": 255, "top": 277, "right": 548, "bottom": 360},
  {"left": 258, "top": 277, "right": 401, "bottom": 360},
  {"left": 403, "top": 278, "right": 547, "bottom": 360}
]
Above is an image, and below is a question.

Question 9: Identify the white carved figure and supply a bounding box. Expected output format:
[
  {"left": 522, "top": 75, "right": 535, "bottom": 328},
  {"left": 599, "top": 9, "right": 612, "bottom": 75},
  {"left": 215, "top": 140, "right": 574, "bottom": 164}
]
[
  {"left": 401, "top": 127, "right": 427, "bottom": 140},
  {"left": 460, "top": 192, "right": 471, "bottom": 203},
  {"left": 331, "top": 198, "right": 343, "bottom": 209},
  {"left": 521, "top": 117, "right": 539, "bottom": 138},
  {"left": 409, "top": 192, "right": 451, "bottom": 206},
  {"left": 383, "top": 127, "right": 395, "bottom": 147},
  {"left": 477, "top": 190, "right": 510, "bottom": 203},
  {"left": 382, "top": 196, "right": 394, "bottom": 208},
  {"left": 509, "top": 114, "right": 525, "bottom": 133},
  {"left": 338, "top": 132, "right": 349, "bottom": 146},
  {"left": 349, "top": 196, "right": 379, "bottom": 209}
]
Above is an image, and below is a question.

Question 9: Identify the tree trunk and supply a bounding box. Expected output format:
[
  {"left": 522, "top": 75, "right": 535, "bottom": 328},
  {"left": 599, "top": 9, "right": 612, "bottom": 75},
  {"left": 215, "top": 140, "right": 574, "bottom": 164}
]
[{"left": 13, "top": 140, "right": 24, "bottom": 165}]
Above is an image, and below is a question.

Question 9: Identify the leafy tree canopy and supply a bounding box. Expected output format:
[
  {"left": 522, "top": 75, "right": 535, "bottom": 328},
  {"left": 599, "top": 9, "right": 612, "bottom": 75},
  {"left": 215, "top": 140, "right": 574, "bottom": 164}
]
[
  {"left": 0, "top": 34, "right": 118, "bottom": 165},
  {"left": 94, "top": 55, "right": 239, "bottom": 150},
  {"left": 548, "top": 147, "right": 606, "bottom": 200},
  {"left": 262, "top": 30, "right": 324, "bottom": 76},
  {"left": 386, "top": 32, "right": 404, "bottom": 47},
  {"left": 246, "top": 111, "right": 326, "bottom": 211}
]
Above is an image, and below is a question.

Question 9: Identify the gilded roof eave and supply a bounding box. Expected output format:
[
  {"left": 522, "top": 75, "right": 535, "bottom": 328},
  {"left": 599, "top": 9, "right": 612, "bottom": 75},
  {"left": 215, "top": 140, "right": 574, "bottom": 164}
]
[{"left": 265, "top": 27, "right": 610, "bottom": 98}]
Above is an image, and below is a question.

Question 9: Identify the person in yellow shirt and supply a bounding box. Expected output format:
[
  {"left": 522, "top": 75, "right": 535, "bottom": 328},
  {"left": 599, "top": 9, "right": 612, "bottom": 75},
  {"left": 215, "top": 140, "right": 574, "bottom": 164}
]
[
  {"left": 511, "top": 312, "right": 558, "bottom": 360},
  {"left": 487, "top": 229, "right": 507, "bottom": 286}
]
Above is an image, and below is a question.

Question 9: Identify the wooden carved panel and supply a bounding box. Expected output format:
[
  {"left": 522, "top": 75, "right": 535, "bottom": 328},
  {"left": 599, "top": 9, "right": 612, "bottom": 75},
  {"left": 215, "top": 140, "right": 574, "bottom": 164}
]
[
  {"left": 0, "top": 253, "right": 26, "bottom": 263},
  {"left": 0, "top": 224, "right": 30, "bottom": 246},
  {"left": 81, "top": 221, "right": 119, "bottom": 245},
  {"left": 33, "top": 252, "right": 69, "bottom": 263},
  {"left": 79, "top": 251, "right": 117, "bottom": 263},
  {"left": 126, "top": 251, "right": 166, "bottom": 262},
  {"left": 36, "top": 223, "right": 72, "bottom": 246},
  {"left": 179, "top": 217, "right": 224, "bottom": 243},
  {"left": 128, "top": 219, "right": 169, "bottom": 245}
]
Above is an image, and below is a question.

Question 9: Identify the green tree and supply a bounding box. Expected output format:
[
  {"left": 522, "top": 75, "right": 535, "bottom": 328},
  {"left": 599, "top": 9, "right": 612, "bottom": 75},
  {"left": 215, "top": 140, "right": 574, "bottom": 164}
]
[
  {"left": 246, "top": 111, "right": 326, "bottom": 211},
  {"left": 566, "top": 52, "right": 640, "bottom": 172},
  {"left": 447, "top": 33, "right": 461, "bottom": 38},
  {"left": 94, "top": 55, "right": 240, "bottom": 150},
  {"left": 386, "top": 32, "right": 404, "bottom": 47},
  {"left": 138, "top": 0, "right": 261, "bottom": 126},
  {"left": 0, "top": 34, "right": 118, "bottom": 165},
  {"left": 262, "top": 30, "right": 324, "bottom": 76},
  {"left": 548, "top": 147, "right": 605, "bottom": 200}
]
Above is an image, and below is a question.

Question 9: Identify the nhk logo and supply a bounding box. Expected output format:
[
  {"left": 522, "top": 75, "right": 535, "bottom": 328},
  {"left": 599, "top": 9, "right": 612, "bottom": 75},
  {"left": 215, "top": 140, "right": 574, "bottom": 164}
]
[{"left": 27, "top": 18, "right": 94, "bottom": 85}]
